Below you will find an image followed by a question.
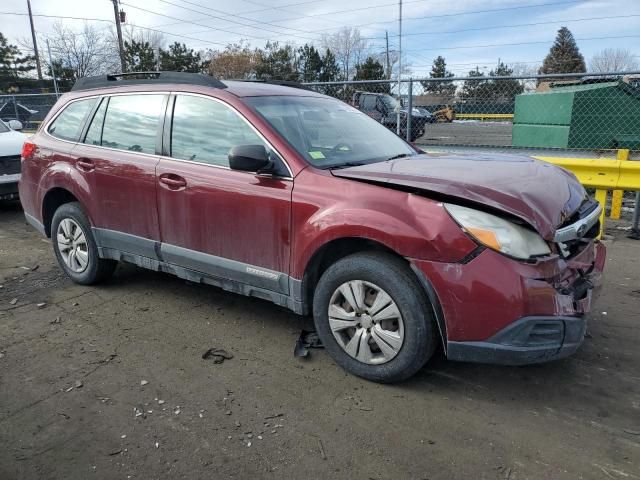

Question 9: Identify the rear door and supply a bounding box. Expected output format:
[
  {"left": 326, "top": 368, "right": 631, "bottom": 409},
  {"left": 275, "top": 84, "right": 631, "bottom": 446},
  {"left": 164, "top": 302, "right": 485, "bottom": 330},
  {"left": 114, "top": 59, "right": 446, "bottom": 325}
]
[
  {"left": 155, "top": 93, "right": 292, "bottom": 293},
  {"left": 71, "top": 93, "right": 167, "bottom": 257}
]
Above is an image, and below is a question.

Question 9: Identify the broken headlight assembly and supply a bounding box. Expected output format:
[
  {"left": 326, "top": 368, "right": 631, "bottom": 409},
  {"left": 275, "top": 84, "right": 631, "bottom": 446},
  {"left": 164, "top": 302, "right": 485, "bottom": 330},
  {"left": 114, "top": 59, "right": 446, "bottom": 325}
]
[{"left": 444, "top": 203, "right": 551, "bottom": 260}]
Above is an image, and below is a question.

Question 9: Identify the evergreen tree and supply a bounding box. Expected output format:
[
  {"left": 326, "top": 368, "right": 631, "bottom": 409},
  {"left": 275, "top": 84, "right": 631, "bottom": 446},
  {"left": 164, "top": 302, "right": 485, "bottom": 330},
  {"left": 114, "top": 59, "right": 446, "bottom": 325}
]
[
  {"left": 484, "top": 62, "right": 523, "bottom": 102},
  {"left": 354, "top": 57, "right": 388, "bottom": 93},
  {"left": 255, "top": 41, "right": 297, "bottom": 80},
  {"left": 160, "top": 42, "right": 201, "bottom": 72},
  {"left": 123, "top": 39, "right": 156, "bottom": 72},
  {"left": 0, "top": 32, "right": 35, "bottom": 80},
  {"left": 319, "top": 48, "right": 340, "bottom": 82},
  {"left": 421, "top": 56, "right": 455, "bottom": 96},
  {"left": 297, "top": 44, "right": 323, "bottom": 82},
  {"left": 539, "top": 27, "right": 586, "bottom": 74},
  {"left": 461, "top": 68, "right": 486, "bottom": 102}
]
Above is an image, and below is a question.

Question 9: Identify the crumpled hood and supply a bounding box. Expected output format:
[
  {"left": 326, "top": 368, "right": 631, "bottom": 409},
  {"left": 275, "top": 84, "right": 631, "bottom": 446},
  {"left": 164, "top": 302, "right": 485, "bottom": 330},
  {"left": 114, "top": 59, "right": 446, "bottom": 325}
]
[{"left": 331, "top": 152, "right": 587, "bottom": 240}]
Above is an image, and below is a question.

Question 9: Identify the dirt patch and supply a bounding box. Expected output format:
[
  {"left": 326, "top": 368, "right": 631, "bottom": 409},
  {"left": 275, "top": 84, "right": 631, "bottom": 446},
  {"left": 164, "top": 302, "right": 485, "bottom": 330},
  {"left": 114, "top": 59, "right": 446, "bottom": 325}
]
[{"left": 1, "top": 200, "right": 639, "bottom": 479}]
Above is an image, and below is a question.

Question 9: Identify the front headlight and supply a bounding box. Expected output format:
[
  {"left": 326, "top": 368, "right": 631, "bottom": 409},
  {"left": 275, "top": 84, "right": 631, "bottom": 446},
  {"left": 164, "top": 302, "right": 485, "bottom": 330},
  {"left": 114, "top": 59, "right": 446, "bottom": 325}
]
[{"left": 444, "top": 204, "right": 551, "bottom": 260}]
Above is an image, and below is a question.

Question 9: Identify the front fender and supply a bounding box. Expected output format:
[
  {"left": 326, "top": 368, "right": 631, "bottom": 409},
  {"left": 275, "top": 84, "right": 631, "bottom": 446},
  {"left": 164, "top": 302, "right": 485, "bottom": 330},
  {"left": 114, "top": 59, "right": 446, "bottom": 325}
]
[{"left": 290, "top": 171, "right": 477, "bottom": 279}]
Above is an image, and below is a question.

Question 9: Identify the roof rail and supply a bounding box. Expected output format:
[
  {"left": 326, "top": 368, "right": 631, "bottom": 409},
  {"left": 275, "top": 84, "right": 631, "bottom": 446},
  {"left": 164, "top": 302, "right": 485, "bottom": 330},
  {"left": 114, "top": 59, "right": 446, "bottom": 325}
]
[
  {"left": 241, "top": 79, "right": 311, "bottom": 91},
  {"left": 71, "top": 71, "right": 226, "bottom": 91}
]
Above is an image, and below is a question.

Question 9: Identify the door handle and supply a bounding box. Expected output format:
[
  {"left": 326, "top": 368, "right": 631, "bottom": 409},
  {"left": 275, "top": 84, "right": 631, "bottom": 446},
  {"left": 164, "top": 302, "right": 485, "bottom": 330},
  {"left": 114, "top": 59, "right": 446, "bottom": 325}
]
[
  {"left": 159, "top": 173, "right": 187, "bottom": 190},
  {"left": 76, "top": 158, "right": 95, "bottom": 172}
]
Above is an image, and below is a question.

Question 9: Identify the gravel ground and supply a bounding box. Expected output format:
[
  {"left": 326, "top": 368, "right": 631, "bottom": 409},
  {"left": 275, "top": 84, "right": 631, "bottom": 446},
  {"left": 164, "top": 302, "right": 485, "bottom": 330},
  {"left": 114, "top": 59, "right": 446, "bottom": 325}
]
[{"left": 1, "top": 200, "right": 639, "bottom": 480}]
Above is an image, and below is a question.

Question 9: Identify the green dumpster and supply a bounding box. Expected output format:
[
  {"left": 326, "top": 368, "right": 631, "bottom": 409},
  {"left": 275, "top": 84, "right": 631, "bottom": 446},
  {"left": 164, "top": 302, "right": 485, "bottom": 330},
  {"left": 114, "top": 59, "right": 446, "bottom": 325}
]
[{"left": 512, "top": 81, "right": 640, "bottom": 149}]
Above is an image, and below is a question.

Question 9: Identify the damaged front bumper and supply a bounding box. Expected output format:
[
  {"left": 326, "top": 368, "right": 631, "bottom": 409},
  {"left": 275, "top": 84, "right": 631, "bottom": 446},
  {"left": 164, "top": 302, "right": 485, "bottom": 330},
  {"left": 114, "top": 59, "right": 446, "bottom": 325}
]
[{"left": 413, "top": 240, "right": 606, "bottom": 366}]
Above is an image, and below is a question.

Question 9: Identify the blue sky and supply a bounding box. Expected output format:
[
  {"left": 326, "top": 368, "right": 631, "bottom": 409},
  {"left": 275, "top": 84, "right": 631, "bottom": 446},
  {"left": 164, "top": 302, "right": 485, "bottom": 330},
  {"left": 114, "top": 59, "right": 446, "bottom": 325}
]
[{"left": 2, "top": 0, "right": 639, "bottom": 77}]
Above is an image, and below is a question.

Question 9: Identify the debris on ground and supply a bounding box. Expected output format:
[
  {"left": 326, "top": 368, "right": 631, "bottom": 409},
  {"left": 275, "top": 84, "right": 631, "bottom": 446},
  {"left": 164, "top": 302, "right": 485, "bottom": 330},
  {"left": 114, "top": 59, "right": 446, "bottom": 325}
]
[
  {"left": 74, "top": 380, "right": 83, "bottom": 389},
  {"left": 264, "top": 413, "right": 284, "bottom": 419},
  {"left": 36, "top": 302, "right": 46, "bottom": 309},
  {"left": 202, "top": 348, "right": 233, "bottom": 364},
  {"left": 9, "top": 298, "right": 17, "bottom": 305},
  {"left": 140, "top": 380, "right": 149, "bottom": 386},
  {"left": 134, "top": 405, "right": 146, "bottom": 419},
  {"left": 294, "top": 330, "right": 323, "bottom": 358},
  {"left": 50, "top": 316, "right": 61, "bottom": 324},
  {"left": 157, "top": 399, "right": 165, "bottom": 405},
  {"left": 317, "top": 438, "right": 327, "bottom": 460}
]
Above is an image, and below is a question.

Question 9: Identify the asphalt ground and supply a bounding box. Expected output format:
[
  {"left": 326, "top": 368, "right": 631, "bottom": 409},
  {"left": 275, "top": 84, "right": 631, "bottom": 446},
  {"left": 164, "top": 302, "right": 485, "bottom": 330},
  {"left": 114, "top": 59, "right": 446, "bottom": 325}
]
[{"left": 1, "top": 200, "right": 639, "bottom": 480}]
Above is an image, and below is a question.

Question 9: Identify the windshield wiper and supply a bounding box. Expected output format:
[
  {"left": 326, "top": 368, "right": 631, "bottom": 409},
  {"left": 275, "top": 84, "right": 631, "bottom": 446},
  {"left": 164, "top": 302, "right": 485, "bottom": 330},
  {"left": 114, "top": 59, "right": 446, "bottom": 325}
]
[
  {"left": 387, "top": 153, "right": 411, "bottom": 161},
  {"left": 327, "top": 161, "right": 367, "bottom": 170}
]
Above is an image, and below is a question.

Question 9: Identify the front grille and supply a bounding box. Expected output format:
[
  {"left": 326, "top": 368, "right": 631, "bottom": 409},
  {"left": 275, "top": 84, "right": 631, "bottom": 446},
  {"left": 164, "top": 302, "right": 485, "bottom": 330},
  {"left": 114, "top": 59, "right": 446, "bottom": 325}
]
[{"left": 0, "top": 155, "right": 21, "bottom": 175}]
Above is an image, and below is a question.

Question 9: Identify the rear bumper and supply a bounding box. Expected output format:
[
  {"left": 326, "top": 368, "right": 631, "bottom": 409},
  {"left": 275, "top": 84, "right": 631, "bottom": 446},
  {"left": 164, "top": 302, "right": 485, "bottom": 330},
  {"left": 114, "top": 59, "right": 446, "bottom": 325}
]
[{"left": 412, "top": 240, "right": 606, "bottom": 366}]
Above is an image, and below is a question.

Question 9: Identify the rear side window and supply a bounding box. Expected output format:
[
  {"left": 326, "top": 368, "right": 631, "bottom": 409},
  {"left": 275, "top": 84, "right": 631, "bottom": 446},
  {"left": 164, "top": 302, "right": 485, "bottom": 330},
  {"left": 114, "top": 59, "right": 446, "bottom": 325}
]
[
  {"left": 84, "top": 97, "right": 108, "bottom": 146},
  {"left": 170, "top": 95, "right": 267, "bottom": 167},
  {"left": 48, "top": 98, "right": 96, "bottom": 141},
  {"left": 100, "top": 95, "right": 165, "bottom": 154}
]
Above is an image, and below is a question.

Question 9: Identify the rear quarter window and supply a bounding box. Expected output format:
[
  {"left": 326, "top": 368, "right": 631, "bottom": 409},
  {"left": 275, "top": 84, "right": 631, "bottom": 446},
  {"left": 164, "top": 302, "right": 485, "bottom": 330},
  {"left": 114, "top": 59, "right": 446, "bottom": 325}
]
[{"left": 48, "top": 98, "right": 97, "bottom": 141}]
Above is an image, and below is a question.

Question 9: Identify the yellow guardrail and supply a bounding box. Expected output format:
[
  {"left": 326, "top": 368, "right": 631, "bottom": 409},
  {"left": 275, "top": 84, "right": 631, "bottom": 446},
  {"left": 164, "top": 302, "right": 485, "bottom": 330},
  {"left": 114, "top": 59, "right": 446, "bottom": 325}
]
[
  {"left": 534, "top": 149, "right": 639, "bottom": 238},
  {"left": 456, "top": 113, "right": 514, "bottom": 121}
]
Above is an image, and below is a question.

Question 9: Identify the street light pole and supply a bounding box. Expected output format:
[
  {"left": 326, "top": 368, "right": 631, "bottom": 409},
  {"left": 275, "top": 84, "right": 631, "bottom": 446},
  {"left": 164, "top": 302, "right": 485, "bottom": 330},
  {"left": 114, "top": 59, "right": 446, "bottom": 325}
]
[{"left": 112, "top": 0, "right": 126, "bottom": 72}]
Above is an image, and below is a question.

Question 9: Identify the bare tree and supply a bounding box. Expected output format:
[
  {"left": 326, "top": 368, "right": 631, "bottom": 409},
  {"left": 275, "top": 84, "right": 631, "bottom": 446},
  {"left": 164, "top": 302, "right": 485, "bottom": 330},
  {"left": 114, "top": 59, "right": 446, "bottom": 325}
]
[
  {"left": 321, "top": 27, "right": 368, "bottom": 80},
  {"left": 590, "top": 48, "right": 639, "bottom": 73},
  {"left": 45, "top": 22, "right": 119, "bottom": 78},
  {"left": 204, "top": 41, "right": 261, "bottom": 79}
]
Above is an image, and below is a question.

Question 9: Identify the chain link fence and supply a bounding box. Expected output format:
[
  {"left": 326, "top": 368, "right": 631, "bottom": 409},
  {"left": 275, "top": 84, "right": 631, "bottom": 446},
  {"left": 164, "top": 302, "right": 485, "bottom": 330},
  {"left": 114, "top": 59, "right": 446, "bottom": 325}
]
[
  {"left": 0, "top": 93, "right": 61, "bottom": 132},
  {"left": 304, "top": 72, "right": 640, "bottom": 224},
  {"left": 2, "top": 72, "right": 638, "bottom": 227}
]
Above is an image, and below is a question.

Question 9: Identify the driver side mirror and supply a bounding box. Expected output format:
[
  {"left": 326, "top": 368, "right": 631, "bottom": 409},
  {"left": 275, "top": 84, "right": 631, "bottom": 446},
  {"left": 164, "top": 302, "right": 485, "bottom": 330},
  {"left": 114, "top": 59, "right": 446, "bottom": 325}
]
[
  {"left": 8, "top": 120, "right": 23, "bottom": 130},
  {"left": 228, "top": 145, "right": 273, "bottom": 173}
]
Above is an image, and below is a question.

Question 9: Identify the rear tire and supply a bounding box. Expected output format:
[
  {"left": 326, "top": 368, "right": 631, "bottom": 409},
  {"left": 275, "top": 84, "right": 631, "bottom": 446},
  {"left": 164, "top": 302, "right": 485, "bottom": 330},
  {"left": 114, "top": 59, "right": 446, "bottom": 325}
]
[
  {"left": 51, "top": 202, "right": 117, "bottom": 285},
  {"left": 312, "top": 252, "right": 438, "bottom": 383}
]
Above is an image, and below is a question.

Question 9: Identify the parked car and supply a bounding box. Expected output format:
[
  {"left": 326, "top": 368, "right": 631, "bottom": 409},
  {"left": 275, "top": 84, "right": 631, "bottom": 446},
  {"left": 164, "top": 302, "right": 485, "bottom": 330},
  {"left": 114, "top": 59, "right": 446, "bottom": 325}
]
[
  {"left": 19, "top": 72, "right": 605, "bottom": 383},
  {"left": 0, "top": 119, "right": 26, "bottom": 201},
  {"left": 352, "top": 91, "right": 429, "bottom": 141}
]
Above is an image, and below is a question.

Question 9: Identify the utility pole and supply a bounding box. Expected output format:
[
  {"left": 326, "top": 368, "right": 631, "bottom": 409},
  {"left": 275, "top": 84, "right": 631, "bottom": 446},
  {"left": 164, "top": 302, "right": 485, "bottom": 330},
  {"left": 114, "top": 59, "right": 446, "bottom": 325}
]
[
  {"left": 26, "top": 0, "right": 43, "bottom": 80},
  {"left": 385, "top": 31, "right": 391, "bottom": 80},
  {"left": 112, "top": 0, "right": 126, "bottom": 72},
  {"left": 396, "top": 0, "right": 402, "bottom": 135}
]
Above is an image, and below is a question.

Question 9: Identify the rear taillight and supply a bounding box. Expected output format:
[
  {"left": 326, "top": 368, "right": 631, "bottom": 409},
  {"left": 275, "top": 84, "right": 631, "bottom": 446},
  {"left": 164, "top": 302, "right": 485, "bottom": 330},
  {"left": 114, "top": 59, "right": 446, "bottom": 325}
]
[{"left": 21, "top": 141, "right": 36, "bottom": 160}]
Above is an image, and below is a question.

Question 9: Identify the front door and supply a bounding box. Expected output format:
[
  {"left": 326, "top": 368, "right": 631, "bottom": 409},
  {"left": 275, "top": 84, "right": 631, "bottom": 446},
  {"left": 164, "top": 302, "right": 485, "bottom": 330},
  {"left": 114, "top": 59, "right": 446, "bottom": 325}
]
[
  {"left": 71, "top": 93, "right": 167, "bottom": 258},
  {"left": 156, "top": 94, "right": 292, "bottom": 293}
]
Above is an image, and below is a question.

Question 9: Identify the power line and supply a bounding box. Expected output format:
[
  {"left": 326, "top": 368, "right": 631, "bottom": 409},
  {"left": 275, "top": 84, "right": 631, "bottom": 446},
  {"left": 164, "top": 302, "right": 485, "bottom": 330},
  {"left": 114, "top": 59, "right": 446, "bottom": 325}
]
[
  {"left": 363, "top": 14, "right": 640, "bottom": 40},
  {"left": 402, "top": 34, "right": 640, "bottom": 53},
  {"left": 152, "top": 0, "right": 316, "bottom": 39},
  {"left": 119, "top": 2, "right": 309, "bottom": 43},
  {"left": 305, "top": 0, "right": 583, "bottom": 34},
  {"left": 0, "top": 11, "right": 230, "bottom": 48}
]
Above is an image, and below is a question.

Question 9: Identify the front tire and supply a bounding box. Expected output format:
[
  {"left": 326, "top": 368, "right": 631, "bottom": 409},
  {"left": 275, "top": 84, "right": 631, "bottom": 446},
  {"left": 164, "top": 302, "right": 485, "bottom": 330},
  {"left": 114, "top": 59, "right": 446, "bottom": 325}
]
[
  {"left": 51, "top": 202, "right": 117, "bottom": 285},
  {"left": 312, "top": 252, "right": 438, "bottom": 383}
]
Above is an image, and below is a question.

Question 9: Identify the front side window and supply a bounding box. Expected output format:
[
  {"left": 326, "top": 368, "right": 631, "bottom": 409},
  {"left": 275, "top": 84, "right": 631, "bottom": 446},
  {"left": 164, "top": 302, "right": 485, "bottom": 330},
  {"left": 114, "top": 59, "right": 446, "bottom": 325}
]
[
  {"left": 101, "top": 94, "right": 165, "bottom": 154},
  {"left": 362, "top": 95, "right": 376, "bottom": 110},
  {"left": 246, "top": 96, "right": 415, "bottom": 168},
  {"left": 48, "top": 98, "right": 97, "bottom": 141},
  {"left": 171, "top": 95, "right": 269, "bottom": 168}
]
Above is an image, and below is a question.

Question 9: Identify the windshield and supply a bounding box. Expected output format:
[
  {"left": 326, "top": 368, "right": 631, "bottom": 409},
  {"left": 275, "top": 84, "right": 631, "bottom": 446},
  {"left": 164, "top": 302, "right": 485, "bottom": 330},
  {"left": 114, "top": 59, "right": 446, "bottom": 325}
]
[
  {"left": 0, "top": 121, "right": 9, "bottom": 133},
  {"left": 246, "top": 96, "right": 415, "bottom": 168},
  {"left": 381, "top": 95, "right": 399, "bottom": 111}
]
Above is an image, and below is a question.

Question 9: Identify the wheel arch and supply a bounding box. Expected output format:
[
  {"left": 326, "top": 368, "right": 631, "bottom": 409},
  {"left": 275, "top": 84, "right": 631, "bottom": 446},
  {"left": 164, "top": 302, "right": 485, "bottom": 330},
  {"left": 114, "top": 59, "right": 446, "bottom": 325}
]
[
  {"left": 42, "top": 187, "right": 79, "bottom": 237},
  {"left": 299, "top": 236, "right": 447, "bottom": 349}
]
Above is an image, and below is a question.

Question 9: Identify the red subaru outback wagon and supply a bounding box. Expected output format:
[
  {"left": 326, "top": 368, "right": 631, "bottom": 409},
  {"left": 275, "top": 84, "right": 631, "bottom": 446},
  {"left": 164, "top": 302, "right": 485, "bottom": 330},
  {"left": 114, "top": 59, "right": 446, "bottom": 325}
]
[{"left": 19, "top": 72, "right": 605, "bottom": 383}]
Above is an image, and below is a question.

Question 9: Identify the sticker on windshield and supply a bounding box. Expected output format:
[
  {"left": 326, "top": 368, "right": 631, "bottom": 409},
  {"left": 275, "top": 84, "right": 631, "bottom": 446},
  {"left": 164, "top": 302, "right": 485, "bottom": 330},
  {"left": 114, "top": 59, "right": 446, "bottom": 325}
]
[{"left": 309, "top": 151, "right": 326, "bottom": 159}]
